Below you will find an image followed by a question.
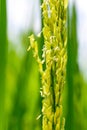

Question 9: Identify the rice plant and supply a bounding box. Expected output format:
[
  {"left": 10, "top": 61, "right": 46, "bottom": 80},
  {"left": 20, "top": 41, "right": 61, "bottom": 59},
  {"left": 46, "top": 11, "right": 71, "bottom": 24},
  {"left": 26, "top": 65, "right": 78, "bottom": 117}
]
[
  {"left": 1, "top": 1, "right": 87, "bottom": 130},
  {"left": 28, "top": 0, "right": 68, "bottom": 129}
]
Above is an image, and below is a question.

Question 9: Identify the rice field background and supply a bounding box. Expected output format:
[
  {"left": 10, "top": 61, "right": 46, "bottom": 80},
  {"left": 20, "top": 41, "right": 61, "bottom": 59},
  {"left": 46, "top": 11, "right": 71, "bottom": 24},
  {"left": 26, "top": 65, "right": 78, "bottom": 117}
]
[{"left": 0, "top": 0, "right": 87, "bottom": 130}]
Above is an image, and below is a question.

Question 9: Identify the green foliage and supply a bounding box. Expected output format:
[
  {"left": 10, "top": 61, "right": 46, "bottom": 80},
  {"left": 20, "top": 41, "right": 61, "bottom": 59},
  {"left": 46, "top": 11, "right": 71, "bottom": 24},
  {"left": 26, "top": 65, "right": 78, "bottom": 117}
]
[{"left": 6, "top": 32, "right": 42, "bottom": 130}]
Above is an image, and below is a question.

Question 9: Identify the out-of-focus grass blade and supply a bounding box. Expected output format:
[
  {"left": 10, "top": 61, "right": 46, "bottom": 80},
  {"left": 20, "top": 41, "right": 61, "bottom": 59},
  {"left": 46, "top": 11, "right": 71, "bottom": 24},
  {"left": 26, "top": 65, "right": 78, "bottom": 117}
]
[
  {"left": 65, "top": 4, "right": 78, "bottom": 130},
  {"left": 66, "top": 5, "right": 82, "bottom": 130},
  {"left": 0, "top": 0, "right": 7, "bottom": 130}
]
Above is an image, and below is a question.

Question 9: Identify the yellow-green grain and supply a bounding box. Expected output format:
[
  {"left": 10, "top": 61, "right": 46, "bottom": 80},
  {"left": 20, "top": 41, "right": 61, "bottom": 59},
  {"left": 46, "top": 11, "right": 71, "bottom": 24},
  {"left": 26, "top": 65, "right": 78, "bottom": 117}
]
[{"left": 28, "top": 0, "right": 68, "bottom": 129}]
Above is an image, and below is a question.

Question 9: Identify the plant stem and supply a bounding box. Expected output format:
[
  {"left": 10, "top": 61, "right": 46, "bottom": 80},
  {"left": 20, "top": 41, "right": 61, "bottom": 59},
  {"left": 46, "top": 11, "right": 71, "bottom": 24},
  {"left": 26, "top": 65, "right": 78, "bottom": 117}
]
[{"left": 0, "top": 0, "right": 7, "bottom": 130}]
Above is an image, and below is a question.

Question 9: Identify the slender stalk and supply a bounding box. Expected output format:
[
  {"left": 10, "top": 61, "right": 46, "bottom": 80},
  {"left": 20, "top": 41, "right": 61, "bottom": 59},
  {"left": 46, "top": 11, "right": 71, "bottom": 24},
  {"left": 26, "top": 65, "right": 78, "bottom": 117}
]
[
  {"left": 0, "top": 0, "right": 7, "bottom": 129},
  {"left": 65, "top": 4, "right": 79, "bottom": 130},
  {"left": 65, "top": 6, "right": 74, "bottom": 130},
  {"left": 71, "top": 5, "right": 82, "bottom": 130}
]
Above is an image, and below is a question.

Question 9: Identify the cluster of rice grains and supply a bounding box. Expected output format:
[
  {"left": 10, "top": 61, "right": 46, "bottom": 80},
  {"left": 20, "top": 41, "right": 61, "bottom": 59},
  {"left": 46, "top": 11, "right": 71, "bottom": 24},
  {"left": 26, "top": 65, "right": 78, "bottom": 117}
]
[{"left": 28, "top": 0, "right": 68, "bottom": 130}]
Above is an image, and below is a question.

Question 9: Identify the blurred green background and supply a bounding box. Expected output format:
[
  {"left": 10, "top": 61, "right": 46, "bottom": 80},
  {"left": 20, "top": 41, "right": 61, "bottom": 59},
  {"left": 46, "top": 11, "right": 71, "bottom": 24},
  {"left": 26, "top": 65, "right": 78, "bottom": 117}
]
[{"left": 0, "top": 0, "right": 87, "bottom": 130}]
